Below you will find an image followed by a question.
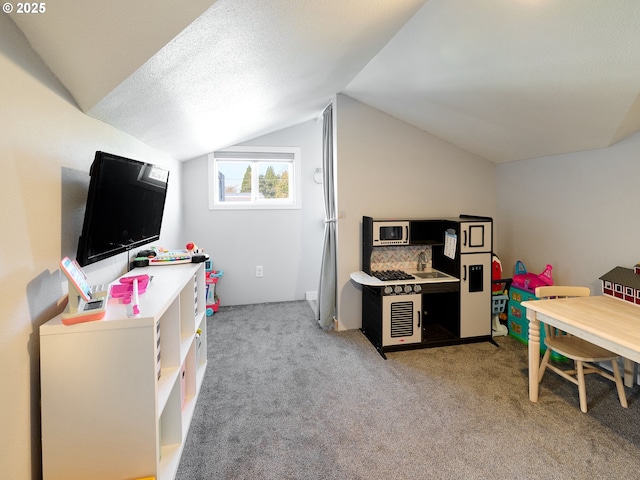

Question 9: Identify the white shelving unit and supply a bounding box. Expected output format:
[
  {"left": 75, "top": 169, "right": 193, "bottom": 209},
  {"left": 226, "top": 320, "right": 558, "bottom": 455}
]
[{"left": 40, "top": 263, "right": 207, "bottom": 480}]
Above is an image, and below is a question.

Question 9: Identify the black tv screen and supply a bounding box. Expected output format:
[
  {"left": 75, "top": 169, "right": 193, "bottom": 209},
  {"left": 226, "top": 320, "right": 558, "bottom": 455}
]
[{"left": 76, "top": 151, "right": 170, "bottom": 266}]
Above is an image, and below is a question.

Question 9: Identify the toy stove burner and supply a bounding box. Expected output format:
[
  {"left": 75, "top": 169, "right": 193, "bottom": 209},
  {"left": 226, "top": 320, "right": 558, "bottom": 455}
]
[{"left": 372, "top": 270, "right": 414, "bottom": 281}]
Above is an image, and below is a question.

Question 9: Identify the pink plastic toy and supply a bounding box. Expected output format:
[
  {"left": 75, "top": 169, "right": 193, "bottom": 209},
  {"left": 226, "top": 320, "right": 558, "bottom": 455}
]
[
  {"left": 512, "top": 262, "right": 553, "bottom": 292},
  {"left": 110, "top": 274, "right": 150, "bottom": 304}
]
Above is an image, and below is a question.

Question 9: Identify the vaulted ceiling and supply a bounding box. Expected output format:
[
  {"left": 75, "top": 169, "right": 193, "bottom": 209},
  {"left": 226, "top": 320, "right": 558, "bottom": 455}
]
[{"left": 9, "top": 0, "right": 640, "bottom": 163}]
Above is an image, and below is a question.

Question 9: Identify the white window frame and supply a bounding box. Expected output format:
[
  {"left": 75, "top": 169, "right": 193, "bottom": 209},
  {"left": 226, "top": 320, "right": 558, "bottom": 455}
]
[{"left": 208, "top": 146, "right": 302, "bottom": 210}]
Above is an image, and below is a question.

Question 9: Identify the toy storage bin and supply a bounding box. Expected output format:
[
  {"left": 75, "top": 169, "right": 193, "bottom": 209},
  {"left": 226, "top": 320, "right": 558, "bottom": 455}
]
[
  {"left": 507, "top": 286, "right": 566, "bottom": 361},
  {"left": 492, "top": 295, "right": 509, "bottom": 314}
]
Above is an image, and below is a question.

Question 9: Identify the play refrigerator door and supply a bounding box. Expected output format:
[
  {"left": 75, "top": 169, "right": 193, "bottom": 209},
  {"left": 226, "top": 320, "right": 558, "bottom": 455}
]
[
  {"left": 460, "top": 221, "right": 492, "bottom": 254},
  {"left": 459, "top": 253, "right": 492, "bottom": 338}
]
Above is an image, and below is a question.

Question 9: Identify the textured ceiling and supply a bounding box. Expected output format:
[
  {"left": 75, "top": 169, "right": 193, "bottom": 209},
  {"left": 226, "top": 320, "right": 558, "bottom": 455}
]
[
  {"left": 9, "top": 0, "right": 640, "bottom": 163},
  {"left": 9, "top": 0, "right": 217, "bottom": 112}
]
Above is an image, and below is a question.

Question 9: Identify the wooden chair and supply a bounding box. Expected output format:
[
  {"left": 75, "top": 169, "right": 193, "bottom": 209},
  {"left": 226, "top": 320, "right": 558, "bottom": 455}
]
[{"left": 535, "top": 286, "right": 628, "bottom": 413}]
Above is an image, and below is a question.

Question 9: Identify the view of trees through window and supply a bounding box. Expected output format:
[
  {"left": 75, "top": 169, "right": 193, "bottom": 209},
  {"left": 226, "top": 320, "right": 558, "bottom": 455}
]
[
  {"left": 210, "top": 147, "right": 300, "bottom": 209},
  {"left": 240, "top": 165, "right": 289, "bottom": 199},
  {"left": 217, "top": 160, "right": 292, "bottom": 202}
]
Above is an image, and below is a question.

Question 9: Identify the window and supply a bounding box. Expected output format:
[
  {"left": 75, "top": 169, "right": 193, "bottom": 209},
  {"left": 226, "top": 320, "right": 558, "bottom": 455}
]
[{"left": 208, "top": 146, "right": 301, "bottom": 210}]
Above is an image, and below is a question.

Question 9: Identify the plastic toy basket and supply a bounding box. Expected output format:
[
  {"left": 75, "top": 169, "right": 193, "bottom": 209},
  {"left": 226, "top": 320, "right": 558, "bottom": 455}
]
[{"left": 492, "top": 294, "right": 509, "bottom": 315}]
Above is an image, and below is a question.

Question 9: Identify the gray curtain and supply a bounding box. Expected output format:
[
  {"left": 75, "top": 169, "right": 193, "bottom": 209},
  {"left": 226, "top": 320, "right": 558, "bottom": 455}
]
[{"left": 317, "top": 103, "right": 337, "bottom": 329}]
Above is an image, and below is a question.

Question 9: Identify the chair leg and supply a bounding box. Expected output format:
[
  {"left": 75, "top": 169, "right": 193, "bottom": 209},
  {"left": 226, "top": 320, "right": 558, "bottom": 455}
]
[
  {"left": 611, "top": 359, "right": 628, "bottom": 408},
  {"left": 576, "top": 361, "right": 588, "bottom": 413},
  {"left": 539, "top": 348, "right": 551, "bottom": 383}
]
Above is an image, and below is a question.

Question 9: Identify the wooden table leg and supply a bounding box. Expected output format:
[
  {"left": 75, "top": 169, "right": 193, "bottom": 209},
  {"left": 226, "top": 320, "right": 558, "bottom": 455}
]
[
  {"left": 623, "top": 358, "right": 636, "bottom": 388},
  {"left": 528, "top": 312, "right": 540, "bottom": 402}
]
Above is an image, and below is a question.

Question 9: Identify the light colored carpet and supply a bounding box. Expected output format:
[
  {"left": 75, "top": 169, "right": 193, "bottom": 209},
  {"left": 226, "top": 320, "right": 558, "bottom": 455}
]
[{"left": 177, "top": 300, "right": 640, "bottom": 479}]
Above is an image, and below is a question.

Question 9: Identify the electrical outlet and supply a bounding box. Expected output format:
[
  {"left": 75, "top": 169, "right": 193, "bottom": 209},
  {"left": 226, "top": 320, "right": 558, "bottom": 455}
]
[{"left": 255, "top": 265, "right": 263, "bottom": 277}]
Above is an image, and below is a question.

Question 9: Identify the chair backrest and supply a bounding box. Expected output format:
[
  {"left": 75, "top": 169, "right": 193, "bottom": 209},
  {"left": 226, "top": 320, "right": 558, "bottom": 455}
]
[
  {"left": 535, "top": 286, "right": 590, "bottom": 299},
  {"left": 535, "top": 286, "right": 591, "bottom": 340}
]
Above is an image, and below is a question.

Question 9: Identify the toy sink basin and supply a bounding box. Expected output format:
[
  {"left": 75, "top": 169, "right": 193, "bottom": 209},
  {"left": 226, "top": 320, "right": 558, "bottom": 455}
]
[{"left": 412, "top": 270, "right": 453, "bottom": 279}]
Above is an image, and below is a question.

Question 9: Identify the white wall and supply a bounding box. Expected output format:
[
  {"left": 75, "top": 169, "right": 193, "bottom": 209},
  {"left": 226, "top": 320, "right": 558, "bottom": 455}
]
[
  {"left": 496, "top": 131, "right": 640, "bottom": 292},
  {"left": 181, "top": 119, "right": 325, "bottom": 306},
  {"left": 0, "top": 16, "right": 182, "bottom": 479},
  {"left": 335, "top": 94, "right": 497, "bottom": 330}
]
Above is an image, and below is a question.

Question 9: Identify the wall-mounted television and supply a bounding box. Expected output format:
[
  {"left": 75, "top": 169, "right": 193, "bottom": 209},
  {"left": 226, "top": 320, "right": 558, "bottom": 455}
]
[{"left": 76, "top": 151, "right": 170, "bottom": 266}]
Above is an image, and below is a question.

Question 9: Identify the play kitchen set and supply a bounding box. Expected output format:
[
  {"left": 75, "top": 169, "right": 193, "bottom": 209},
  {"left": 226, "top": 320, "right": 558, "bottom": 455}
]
[{"left": 351, "top": 215, "right": 496, "bottom": 358}]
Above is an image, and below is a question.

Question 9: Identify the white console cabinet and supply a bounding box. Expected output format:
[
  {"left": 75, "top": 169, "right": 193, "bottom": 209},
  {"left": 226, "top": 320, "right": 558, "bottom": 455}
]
[{"left": 40, "top": 263, "right": 207, "bottom": 480}]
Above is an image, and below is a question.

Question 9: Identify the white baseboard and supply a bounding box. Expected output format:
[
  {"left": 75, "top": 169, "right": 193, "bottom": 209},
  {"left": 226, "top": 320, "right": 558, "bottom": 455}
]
[{"left": 305, "top": 291, "right": 318, "bottom": 301}]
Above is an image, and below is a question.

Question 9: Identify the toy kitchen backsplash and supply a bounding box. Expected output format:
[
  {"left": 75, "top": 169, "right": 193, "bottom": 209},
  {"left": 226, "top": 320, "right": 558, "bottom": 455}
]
[{"left": 370, "top": 246, "right": 433, "bottom": 272}]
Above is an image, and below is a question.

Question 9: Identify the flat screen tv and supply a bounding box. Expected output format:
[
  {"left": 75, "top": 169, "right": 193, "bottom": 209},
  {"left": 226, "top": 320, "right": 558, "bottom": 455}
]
[{"left": 76, "top": 151, "right": 170, "bottom": 266}]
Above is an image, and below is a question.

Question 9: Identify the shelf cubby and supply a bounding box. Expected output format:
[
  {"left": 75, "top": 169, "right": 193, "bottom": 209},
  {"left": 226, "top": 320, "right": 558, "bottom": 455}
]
[{"left": 40, "top": 262, "right": 207, "bottom": 480}]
